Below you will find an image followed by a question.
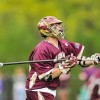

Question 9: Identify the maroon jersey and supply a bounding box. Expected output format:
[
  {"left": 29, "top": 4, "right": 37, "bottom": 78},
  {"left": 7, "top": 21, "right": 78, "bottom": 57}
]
[{"left": 26, "top": 39, "right": 84, "bottom": 90}]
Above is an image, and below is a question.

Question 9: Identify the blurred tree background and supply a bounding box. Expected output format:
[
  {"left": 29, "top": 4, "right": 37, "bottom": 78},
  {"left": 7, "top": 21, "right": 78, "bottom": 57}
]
[{"left": 0, "top": 0, "right": 100, "bottom": 100}]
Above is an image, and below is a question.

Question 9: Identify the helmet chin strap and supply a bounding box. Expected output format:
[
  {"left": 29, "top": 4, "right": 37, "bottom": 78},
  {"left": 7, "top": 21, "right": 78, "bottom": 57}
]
[
  {"left": 40, "top": 29, "right": 53, "bottom": 37},
  {"left": 52, "top": 31, "right": 64, "bottom": 39}
]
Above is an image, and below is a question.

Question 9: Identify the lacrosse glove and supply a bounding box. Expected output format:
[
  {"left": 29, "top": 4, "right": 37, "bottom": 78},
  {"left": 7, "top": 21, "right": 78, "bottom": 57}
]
[
  {"left": 91, "top": 53, "right": 100, "bottom": 65},
  {"left": 58, "top": 55, "right": 77, "bottom": 74}
]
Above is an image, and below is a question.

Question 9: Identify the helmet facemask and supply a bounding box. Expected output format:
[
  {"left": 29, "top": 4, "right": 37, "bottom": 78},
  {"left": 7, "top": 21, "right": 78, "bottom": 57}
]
[{"left": 50, "top": 23, "right": 65, "bottom": 39}]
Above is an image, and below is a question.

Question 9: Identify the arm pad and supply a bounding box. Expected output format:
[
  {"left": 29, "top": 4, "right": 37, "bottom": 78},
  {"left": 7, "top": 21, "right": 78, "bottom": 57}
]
[
  {"left": 77, "top": 56, "right": 88, "bottom": 67},
  {"left": 42, "top": 72, "right": 53, "bottom": 82},
  {"left": 38, "top": 69, "right": 53, "bottom": 82}
]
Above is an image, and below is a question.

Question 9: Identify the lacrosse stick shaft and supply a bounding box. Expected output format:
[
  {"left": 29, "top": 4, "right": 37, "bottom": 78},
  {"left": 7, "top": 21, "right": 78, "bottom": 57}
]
[
  {"left": 0, "top": 59, "right": 63, "bottom": 67},
  {"left": 0, "top": 59, "right": 55, "bottom": 66},
  {"left": 0, "top": 59, "right": 99, "bottom": 67}
]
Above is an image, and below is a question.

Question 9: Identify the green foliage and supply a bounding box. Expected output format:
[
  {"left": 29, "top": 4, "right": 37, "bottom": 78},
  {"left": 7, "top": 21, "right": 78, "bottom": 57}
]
[{"left": 0, "top": 0, "right": 100, "bottom": 99}]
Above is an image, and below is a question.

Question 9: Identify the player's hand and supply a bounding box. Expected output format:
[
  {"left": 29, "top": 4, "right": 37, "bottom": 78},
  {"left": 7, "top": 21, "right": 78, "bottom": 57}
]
[
  {"left": 91, "top": 53, "right": 100, "bottom": 64},
  {"left": 58, "top": 54, "right": 77, "bottom": 73},
  {"left": 64, "top": 54, "right": 77, "bottom": 68}
]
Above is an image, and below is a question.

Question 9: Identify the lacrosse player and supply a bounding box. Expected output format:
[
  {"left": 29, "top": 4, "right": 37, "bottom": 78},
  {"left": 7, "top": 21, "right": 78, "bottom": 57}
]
[
  {"left": 25, "top": 16, "right": 100, "bottom": 100},
  {"left": 87, "top": 69, "right": 100, "bottom": 100}
]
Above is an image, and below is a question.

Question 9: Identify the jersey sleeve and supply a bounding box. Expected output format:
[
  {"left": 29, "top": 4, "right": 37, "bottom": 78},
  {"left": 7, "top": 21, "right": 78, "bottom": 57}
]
[{"left": 70, "top": 42, "right": 84, "bottom": 58}]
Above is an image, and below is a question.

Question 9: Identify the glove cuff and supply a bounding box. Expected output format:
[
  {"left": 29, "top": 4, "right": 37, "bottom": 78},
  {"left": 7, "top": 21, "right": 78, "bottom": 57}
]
[
  {"left": 58, "top": 64, "right": 63, "bottom": 70},
  {"left": 59, "top": 64, "right": 71, "bottom": 74}
]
